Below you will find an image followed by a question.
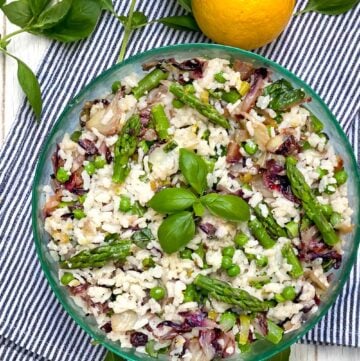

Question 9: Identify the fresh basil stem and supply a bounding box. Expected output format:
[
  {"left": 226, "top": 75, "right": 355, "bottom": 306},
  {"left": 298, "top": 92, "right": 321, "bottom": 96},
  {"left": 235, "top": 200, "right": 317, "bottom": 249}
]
[{"left": 117, "top": 0, "right": 137, "bottom": 62}]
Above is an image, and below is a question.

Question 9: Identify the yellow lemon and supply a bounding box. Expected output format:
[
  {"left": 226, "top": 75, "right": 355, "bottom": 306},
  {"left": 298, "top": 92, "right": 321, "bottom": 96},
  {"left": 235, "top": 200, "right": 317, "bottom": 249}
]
[{"left": 192, "top": 0, "right": 295, "bottom": 50}]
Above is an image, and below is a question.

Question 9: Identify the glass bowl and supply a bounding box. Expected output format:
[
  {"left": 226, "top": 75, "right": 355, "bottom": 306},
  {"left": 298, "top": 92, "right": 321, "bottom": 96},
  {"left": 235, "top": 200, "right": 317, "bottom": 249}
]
[{"left": 32, "top": 43, "right": 360, "bottom": 361}]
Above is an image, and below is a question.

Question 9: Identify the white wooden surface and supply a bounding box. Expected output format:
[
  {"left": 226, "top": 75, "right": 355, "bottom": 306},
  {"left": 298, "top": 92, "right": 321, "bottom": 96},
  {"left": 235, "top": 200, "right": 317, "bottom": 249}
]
[{"left": 1, "top": 18, "right": 359, "bottom": 361}]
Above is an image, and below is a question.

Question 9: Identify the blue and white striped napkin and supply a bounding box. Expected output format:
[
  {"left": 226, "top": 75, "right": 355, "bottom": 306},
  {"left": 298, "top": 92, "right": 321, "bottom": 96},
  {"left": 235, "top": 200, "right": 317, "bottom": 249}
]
[{"left": 0, "top": 1, "right": 359, "bottom": 360}]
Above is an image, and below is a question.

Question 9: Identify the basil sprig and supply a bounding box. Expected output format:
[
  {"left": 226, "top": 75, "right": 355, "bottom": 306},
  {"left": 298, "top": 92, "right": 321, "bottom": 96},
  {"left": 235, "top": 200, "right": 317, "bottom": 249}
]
[
  {"left": 148, "top": 188, "right": 197, "bottom": 214},
  {"left": 179, "top": 148, "right": 209, "bottom": 195},
  {"left": 0, "top": 0, "right": 105, "bottom": 120},
  {"left": 200, "top": 193, "right": 250, "bottom": 222},
  {"left": 0, "top": 0, "right": 199, "bottom": 120},
  {"left": 147, "top": 148, "right": 250, "bottom": 253},
  {"left": 299, "top": 0, "right": 359, "bottom": 15},
  {"left": 158, "top": 211, "right": 196, "bottom": 254}
]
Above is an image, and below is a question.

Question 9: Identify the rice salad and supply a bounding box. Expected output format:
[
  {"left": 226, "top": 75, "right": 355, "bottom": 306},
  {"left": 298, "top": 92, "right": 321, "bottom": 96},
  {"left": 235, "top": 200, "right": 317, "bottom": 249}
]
[{"left": 43, "top": 57, "right": 353, "bottom": 360}]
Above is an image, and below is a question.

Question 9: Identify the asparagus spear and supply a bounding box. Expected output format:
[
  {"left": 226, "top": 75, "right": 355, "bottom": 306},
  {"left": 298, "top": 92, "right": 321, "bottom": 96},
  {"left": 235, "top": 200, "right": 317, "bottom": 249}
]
[
  {"left": 60, "top": 240, "right": 131, "bottom": 269},
  {"left": 112, "top": 115, "right": 141, "bottom": 183},
  {"left": 151, "top": 103, "right": 170, "bottom": 140},
  {"left": 265, "top": 320, "right": 284, "bottom": 344},
  {"left": 248, "top": 218, "right": 276, "bottom": 249},
  {"left": 285, "top": 156, "right": 339, "bottom": 246},
  {"left": 253, "top": 204, "right": 287, "bottom": 239},
  {"left": 194, "top": 274, "right": 272, "bottom": 312},
  {"left": 132, "top": 69, "right": 168, "bottom": 99},
  {"left": 169, "top": 82, "right": 230, "bottom": 129},
  {"left": 282, "top": 243, "right": 304, "bottom": 278}
]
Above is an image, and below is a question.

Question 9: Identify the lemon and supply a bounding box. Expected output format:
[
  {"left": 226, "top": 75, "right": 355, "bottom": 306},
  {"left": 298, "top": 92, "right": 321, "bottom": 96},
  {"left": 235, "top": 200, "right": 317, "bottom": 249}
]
[{"left": 192, "top": 0, "right": 295, "bottom": 50}]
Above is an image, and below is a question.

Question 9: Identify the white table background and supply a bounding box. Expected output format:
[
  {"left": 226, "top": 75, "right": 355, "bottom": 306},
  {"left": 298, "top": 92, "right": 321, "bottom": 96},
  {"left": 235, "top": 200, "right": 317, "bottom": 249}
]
[{"left": 0, "top": 18, "right": 359, "bottom": 361}]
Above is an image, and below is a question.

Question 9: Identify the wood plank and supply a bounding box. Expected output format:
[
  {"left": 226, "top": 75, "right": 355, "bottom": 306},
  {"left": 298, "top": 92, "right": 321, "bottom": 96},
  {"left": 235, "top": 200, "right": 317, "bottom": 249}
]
[
  {"left": 291, "top": 344, "right": 317, "bottom": 361},
  {"left": 317, "top": 345, "right": 360, "bottom": 361}
]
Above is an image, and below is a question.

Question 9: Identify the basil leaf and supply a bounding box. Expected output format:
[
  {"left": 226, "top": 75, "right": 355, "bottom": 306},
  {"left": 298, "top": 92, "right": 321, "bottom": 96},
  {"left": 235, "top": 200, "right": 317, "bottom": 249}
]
[
  {"left": 300, "top": 0, "right": 359, "bottom": 15},
  {"left": 179, "top": 148, "right": 208, "bottom": 195},
  {"left": 29, "top": 0, "right": 51, "bottom": 16},
  {"left": 8, "top": 54, "right": 42, "bottom": 120},
  {"left": 32, "top": 0, "right": 72, "bottom": 30},
  {"left": 267, "top": 347, "right": 291, "bottom": 361},
  {"left": 200, "top": 193, "right": 250, "bottom": 222},
  {"left": 103, "top": 351, "right": 126, "bottom": 361},
  {"left": 131, "top": 227, "right": 154, "bottom": 249},
  {"left": 0, "top": 0, "right": 6, "bottom": 8},
  {"left": 2, "top": 0, "right": 33, "bottom": 27},
  {"left": 158, "top": 15, "right": 199, "bottom": 32},
  {"left": 177, "top": 0, "right": 192, "bottom": 13},
  {"left": 42, "top": 0, "right": 101, "bottom": 42},
  {"left": 158, "top": 211, "right": 195, "bottom": 253},
  {"left": 148, "top": 188, "right": 197, "bottom": 214},
  {"left": 119, "top": 11, "right": 148, "bottom": 28},
  {"left": 98, "top": 0, "right": 114, "bottom": 12}
]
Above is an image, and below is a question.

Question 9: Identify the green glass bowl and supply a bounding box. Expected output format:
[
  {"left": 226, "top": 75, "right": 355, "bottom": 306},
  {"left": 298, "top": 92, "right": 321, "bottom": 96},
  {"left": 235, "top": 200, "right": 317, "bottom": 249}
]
[{"left": 32, "top": 43, "right": 360, "bottom": 360}]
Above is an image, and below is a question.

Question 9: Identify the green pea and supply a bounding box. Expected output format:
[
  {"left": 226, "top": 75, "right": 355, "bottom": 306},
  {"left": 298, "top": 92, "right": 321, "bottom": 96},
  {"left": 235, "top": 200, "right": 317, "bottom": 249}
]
[
  {"left": 330, "top": 212, "right": 342, "bottom": 227},
  {"left": 184, "top": 84, "right": 195, "bottom": 94},
  {"left": 321, "top": 204, "right": 333, "bottom": 218},
  {"left": 222, "top": 246, "right": 235, "bottom": 258},
  {"left": 227, "top": 264, "right": 240, "bottom": 277},
  {"left": 73, "top": 209, "right": 86, "bottom": 220},
  {"left": 70, "top": 130, "right": 82, "bottom": 143},
  {"left": 84, "top": 162, "right": 96, "bottom": 175},
  {"left": 172, "top": 99, "right": 184, "bottom": 108},
  {"left": 334, "top": 169, "right": 348, "bottom": 186},
  {"left": 94, "top": 156, "right": 106, "bottom": 169},
  {"left": 142, "top": 257, "right": 155, "bottom": 269},
  {"left": 282, "top": 286, "right": 296, "bottom": 301},
  {"left": 214, "top": 71, "right": 227, "bottom": 84},
  {"left": 275, "top": 294, "right": 285, "bottom": 303},
  {"left": 255, "top": 255, "right": 268, "bottom": 268},
  {"left": 219, "top": 312, "right": 236, "bottom": 331},
  {"left": 112, "top": 80, "right": 121, "bottom": 94},
  {"left": 221, "top": 256, "right": 233, "bottom": 270},
  {"left": 179, "top": 248, "right": 192, "bottom": 260},
  {"left": 285, "top": 221, "right": 299, "bottom": 238},
  {"left": 119, "top": 195, "right": 131, "bottom": 212},
  {"left": 150, "top": 286, "right": 166, "bottom": 301},
  {"left": 317, "top": 167, "right": 328, "bottom": 179},
  {"left": 234, "top": 233, "right": 248, "bottom": 248},
  {"left": 243, "top": 140, "right": 258, "bottom": 155},
  {"left": 56, "top": 167, "right": 70, "bottom": 183},
  {"left": 221, "top": 89, "right": 241, "bottom": 104},
  {"left": 60, "top": 272, "right": 75, "bottom": 285}
]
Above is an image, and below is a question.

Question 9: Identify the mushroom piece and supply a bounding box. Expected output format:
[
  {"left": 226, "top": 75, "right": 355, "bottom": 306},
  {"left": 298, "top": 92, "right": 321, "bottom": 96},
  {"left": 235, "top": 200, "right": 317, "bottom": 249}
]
[
  {"left": 85, "top": 93, "right": 123, "bottom": 136},
  {"left": 111, "top": 311, "right": 138, "bottom": 332}
]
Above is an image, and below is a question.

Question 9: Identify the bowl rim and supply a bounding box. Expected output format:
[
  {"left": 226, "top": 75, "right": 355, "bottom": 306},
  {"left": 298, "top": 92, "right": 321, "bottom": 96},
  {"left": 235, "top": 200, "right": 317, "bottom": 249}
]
[{"left": 32, "top": 42, "right": 360, "bottom": 361}]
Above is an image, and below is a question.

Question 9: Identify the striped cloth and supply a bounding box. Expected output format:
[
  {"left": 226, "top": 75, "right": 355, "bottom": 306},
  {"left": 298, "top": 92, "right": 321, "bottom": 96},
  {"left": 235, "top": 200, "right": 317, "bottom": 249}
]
[{"left": 0, "top": 0, "right": 359, "bottom": 359}]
